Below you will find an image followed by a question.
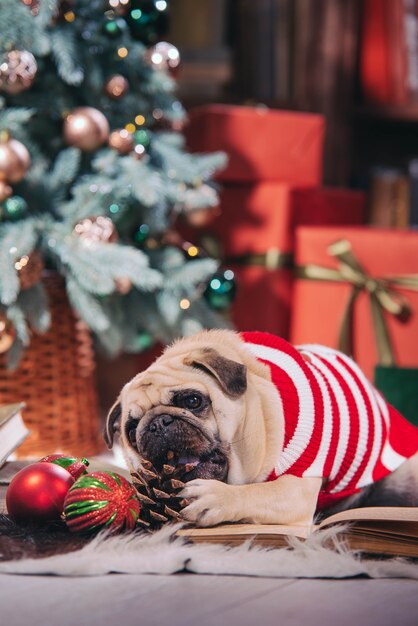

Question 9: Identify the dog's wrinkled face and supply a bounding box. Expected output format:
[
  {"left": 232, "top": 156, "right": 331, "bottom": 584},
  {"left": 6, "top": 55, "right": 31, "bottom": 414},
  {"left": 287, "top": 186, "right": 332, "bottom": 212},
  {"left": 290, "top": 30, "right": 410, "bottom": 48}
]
[{"left": 105, "top": 346, "right": 248, "bottom": 483}]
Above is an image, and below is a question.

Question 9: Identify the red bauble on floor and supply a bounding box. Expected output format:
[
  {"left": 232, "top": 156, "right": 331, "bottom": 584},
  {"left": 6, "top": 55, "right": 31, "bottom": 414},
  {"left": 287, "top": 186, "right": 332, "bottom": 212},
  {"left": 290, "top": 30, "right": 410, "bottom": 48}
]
[
  {"left": 6, "top": 462, "right": 75, "bottom": 523},
  {"left": 63, "top": 471, "right": 140, "bottom": 533}
]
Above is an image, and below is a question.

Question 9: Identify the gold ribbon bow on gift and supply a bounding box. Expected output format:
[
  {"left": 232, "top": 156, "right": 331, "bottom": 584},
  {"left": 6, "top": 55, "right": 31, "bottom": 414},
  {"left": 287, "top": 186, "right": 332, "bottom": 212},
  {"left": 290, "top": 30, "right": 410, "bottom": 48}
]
[{"left": 297, "top": 239, "right": 418, "bottom": 366}]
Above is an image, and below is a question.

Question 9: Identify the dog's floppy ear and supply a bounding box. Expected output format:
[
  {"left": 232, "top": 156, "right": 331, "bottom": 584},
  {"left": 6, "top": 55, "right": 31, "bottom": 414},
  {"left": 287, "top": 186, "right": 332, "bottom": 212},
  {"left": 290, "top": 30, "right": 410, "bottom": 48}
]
[
  {"left": 184, "top": 348, "right": 247, "bottom": 398},
  {"left": 104, "top": 399, "right": 122, "bottom": 449}
]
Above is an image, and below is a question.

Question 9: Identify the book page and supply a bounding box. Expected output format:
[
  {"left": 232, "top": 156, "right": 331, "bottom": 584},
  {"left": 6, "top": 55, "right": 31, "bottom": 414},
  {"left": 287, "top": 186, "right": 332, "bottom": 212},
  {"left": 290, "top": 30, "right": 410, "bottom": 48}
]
[
  {"left": 319, "top": 507, "right": 418, "bottom": 528},
  {"left": 178, "top": 523, "right": 312, "bottom": 541},
  {"left": 0, "top": 403, "right": 25, "bottom": 428},
  {"left": 176, "top": 509, "right": 418, "bottom": 556},
  {"left": 0, "top": 413, "right": 30, "bottom": 468}
]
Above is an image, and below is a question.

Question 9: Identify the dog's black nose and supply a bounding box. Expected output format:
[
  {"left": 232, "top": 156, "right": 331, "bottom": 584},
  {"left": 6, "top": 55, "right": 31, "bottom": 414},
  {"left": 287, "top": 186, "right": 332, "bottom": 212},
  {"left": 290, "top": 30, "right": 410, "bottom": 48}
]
[{"left": 149, "top": 414, "right": 174, "bottom": 433}]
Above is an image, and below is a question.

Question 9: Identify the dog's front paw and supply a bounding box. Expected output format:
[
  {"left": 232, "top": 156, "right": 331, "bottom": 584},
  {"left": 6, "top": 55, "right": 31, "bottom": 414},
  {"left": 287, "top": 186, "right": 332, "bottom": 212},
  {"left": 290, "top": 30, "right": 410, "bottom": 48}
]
[{"left": 180, "top": 479, "right": 237, "bottom": 527}]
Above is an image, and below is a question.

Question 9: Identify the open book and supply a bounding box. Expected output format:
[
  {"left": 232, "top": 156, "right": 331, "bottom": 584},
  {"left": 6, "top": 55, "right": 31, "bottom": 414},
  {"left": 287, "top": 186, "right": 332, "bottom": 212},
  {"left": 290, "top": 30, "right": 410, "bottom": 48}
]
[{"left": 177, "top": 507, "right": 418, "bottom": 558}]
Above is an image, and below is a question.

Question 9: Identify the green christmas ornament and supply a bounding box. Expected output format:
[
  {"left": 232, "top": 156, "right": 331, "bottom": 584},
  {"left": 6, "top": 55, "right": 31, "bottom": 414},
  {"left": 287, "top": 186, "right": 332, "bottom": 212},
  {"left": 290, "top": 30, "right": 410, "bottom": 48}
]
[
  {"left": 134, "top": 129, "right": 151, "bottom": 149},
  {"left": 204, "top": 269, "right": 236, "bottom": 311},
  {"left": 133, "top": 223, "right": 150, "bottom": 246},
  {"left": 125, "top": 0, "right": 169, "bottom": 45},
  {"left": 133, "top": 330, "right": 153, "bottom": 351},
  {"left": 102, "top": 11, "right": 128, "bottom": 38},
  {"left": 2, "top": 195, "right": 28, "bottom": 221},
  {"left": 63, "top": 471, "right": 140, "bottom": 534},
  {"left": 109, "top": 202, "right": 121, "bottom": 215}
]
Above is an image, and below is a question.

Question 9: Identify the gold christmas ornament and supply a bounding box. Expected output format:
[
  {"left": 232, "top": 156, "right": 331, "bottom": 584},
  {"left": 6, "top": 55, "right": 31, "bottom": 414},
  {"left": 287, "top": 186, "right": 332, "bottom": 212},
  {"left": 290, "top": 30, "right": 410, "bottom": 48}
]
[
  {"left": 145, "top": 42, "right": 181, "bottom": 73},
  {"left": 105, "top": 74, "right": 129, "bottom": 99},
  {"left": 60, "top": 3, "right": 75, "bottom": 23},
  {"left": 0, "top": 136, "right": 31, "bottom": 183},
  {"left": 20, "top": 0, "right": 39, "bottom": 15},
  {"left": 15, "top": 251, "right": 44, "bottom": 290},
  {"left": 0, "top": 49, "right": 38, "bottom": 95},
  {"left": 0, "top": 181, "right": 12, "bottom": 202},
  {"left": 73, "top": 215, "right": 118, "bottom": 244},
  {"left": 0, "top": 313, "right": 15, "bottom": 354},
  {"left": 63, "top": 107, "right": 110, "bottom": 152},
  {"left": 108, "top": 129, "right": 134, "bottom": 155},
  {"left": 115, "top": 277, "right": 132, "bottom": 295}
]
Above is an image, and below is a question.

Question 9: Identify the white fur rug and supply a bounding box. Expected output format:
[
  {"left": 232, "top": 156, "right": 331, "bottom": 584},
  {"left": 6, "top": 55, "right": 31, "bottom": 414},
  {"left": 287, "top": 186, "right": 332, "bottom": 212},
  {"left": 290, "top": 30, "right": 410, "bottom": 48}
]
[{"left": 1, "top": 524, "right": 418, "bottom": 579}]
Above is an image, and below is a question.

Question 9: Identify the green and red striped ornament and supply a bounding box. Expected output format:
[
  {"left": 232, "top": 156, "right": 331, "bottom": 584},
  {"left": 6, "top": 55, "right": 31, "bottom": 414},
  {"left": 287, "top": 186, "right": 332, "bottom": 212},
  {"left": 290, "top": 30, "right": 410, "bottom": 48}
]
[
  {"left": 63, "top": 471, "right": 140, "bottom": 534},
  {"left": 40, "top": 454, "right": 90, "bottom": 480}
]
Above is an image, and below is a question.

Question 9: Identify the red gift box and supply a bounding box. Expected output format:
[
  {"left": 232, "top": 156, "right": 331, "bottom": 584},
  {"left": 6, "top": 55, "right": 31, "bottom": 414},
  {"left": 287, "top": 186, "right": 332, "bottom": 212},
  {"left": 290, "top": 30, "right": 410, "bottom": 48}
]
[
  {"left": 180, "top": 185, "right": 366, "bottom": 338},
  {"left": 186, "top": 185, "right": 366, "bottom": 257},
  {"left": 292, "top": 187, "right": 366, "bottom": 229},
  {"left": 186, "top": 104, "right": 325, "bottom": 185},
  {"left": 195, "top": 184, "right": 295, "bottom": 336},
  {"left": 290, "top": 226, "right": 418, "bottom": 380},
  {"left": 228, "top": 264, "right": 293, "bottom": 337}
]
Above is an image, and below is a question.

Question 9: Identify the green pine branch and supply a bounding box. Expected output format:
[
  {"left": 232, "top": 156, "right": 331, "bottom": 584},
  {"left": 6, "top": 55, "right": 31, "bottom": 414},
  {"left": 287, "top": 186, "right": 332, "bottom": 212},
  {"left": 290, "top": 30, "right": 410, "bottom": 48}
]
[
  {"left": 50, "top": 27, "right": 84, "bottom": 86},
  {"left": 0, "top": 0, "right": 228, "bottom": 365},
  {"left": 0, "top": 219, "right": 39, "bottom": 306},
  {"left": 165, "top": 257, "right": 219, "bottom": 290},
  {"left": 18, "top": 283, "right": 50, "bottom": 333},
  {"left": 0, "top": 106, "right": 35, "bottom": 134},
  {"left": 65, "top": 276, "right": 111, "bottom": 334},
  {"left": 0, "top": 0, "right": 50, "bottom": 54}
]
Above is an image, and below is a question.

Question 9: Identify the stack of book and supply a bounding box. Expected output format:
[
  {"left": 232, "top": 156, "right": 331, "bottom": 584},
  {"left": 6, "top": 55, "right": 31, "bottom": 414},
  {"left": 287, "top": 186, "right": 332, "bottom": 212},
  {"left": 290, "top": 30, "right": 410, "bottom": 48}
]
[{"left": 0, "top": 404, "right": 29, "bottom": 470}]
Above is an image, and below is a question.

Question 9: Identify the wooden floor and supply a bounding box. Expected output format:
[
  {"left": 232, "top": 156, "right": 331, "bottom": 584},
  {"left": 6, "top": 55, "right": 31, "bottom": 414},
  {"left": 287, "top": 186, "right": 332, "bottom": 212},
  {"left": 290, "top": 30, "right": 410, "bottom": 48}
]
[{"left": 1, "top": 573, "right": 418, "bottom": 626}]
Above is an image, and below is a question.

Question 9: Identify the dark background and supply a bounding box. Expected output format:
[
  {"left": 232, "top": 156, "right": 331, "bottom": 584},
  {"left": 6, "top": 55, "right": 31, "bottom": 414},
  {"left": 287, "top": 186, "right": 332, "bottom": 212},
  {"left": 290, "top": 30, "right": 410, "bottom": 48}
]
[{"left": 168, "top": 0, "right": 418, "bottom": 190}]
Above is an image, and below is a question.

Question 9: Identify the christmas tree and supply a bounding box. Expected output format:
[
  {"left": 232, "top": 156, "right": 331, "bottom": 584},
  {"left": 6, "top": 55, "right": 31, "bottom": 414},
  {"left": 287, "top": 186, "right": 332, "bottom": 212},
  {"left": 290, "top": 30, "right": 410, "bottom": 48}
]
[{"left": 0, "top": 0, "right": 229, "bottom": 369}]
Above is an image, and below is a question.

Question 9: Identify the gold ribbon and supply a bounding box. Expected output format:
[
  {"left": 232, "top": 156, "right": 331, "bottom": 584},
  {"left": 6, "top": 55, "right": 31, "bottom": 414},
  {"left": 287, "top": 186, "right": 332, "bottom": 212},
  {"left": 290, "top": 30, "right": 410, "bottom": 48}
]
[
  {"left": 200, "top": 234, "right": 293, "bottom": 270},
  {"left": 224, "top": 249, "right": 293, "bottom": 270},
  {"left": 296, "top": 239, "right": 418, "bottom": 366}
]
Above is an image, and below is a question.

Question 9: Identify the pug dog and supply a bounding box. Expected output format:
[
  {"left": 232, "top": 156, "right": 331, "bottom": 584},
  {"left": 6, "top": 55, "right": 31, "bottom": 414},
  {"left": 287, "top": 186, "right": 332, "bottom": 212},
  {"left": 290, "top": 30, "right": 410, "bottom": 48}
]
[{"left": 105, "top": 330, "right": 418, "bottom": 527}]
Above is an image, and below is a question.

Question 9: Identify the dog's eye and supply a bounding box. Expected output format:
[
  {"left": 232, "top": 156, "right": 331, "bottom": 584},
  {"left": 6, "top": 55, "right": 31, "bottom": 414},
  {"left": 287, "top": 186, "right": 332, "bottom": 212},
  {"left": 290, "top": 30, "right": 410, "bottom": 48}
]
[
  {"left": 183, "top": 393, "right": 203, "bottom": 410},
  {"left": 125, "top": 419, "right": 138, "bottom": 448},
  {"left": 173, "top": 391, "right": 207, "bottom": 412}
]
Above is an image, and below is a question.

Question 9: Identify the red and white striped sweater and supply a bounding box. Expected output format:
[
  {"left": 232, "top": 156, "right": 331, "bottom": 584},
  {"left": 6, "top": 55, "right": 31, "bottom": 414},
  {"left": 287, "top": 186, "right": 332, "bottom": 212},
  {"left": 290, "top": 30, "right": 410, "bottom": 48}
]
[{"left": 241, "top": 332, "right": 418, "bottom": 510}]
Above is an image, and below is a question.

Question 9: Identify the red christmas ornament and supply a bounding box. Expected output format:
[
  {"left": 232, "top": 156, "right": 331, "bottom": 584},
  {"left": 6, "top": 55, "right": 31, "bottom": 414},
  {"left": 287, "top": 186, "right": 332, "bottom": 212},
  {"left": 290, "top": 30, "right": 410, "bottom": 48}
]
[
  {"left": 6, "top": 463, "right": 75, "bottom": 523},
  {"left": 63, "top": 471, "right": 140, "bottom": 534},
  {"left": 39, "top": 454, "right": 90, "bottom": 480}
]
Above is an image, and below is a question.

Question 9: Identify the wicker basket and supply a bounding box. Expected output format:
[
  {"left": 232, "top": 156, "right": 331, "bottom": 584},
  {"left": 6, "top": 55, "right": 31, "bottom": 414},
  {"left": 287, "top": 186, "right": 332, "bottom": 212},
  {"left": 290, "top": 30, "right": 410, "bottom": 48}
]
[{"left": 0, "top": 274, "right": 103, "bottom": 458}]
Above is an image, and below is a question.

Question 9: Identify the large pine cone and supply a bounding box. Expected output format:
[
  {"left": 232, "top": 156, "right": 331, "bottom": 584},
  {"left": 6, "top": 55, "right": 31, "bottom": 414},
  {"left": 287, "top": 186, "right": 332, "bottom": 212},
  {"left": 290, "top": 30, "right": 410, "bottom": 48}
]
[{"left": 130, "top": 457, "right": 192, "bottom": 530}]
